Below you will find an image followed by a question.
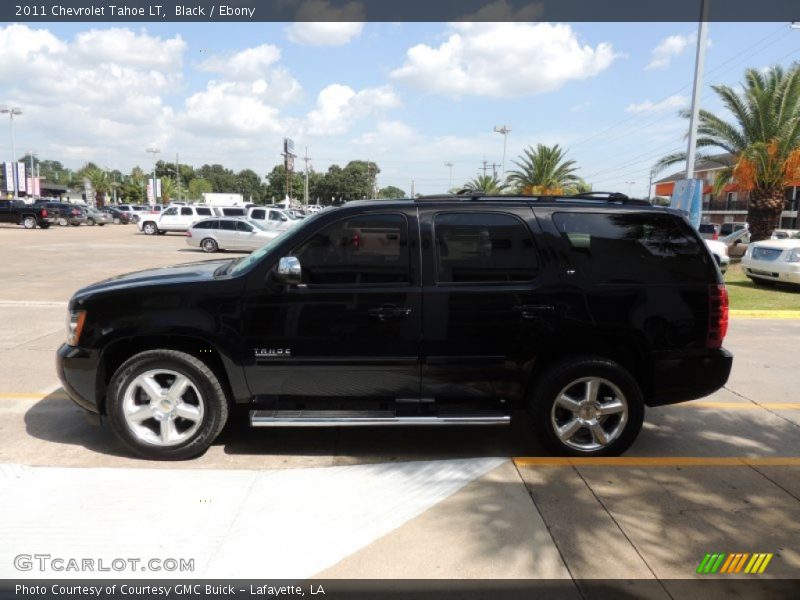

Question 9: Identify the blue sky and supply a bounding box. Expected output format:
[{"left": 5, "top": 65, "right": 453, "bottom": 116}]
[{"left": 1, "top": 21, "right": 798, "bottom": 196}]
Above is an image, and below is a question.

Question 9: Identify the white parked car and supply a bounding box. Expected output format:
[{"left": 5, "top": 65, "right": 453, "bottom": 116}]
[
  {"left": 138, "top": 204, "right": 215, "bottom": 234},
  {"left": 186, "top": 217, "right": 282, "bottom": 253},
  {"left": 704, "top": 239, "right": 730, "bottom": 274},
  {"left": 246, "top": 206, "right": 300, "bottom": 231},
  {"left": 742, "top": 238, "right": 800, "bottom": 286}
]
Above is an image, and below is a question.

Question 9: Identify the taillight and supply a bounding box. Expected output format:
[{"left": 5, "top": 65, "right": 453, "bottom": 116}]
[
  {"left": 707, "top": 284, "right": 729, "bottom": 349},
  {"left": 41, "top": 209, "right": 48, "bottom": 217},
  {"left": 712, "top": 231, "right": 718, "bottom": 240},
  {"left": 186, "top": 231, "right": 192, "bottom": 237}
]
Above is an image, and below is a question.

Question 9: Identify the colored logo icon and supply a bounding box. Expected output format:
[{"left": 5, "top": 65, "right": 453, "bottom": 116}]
[{"left": 697, "top": 552, "right": 774, "bottom": 574}]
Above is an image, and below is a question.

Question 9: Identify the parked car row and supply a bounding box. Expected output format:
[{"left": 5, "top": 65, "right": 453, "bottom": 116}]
[{"left": 137, "top": 205, "right": 306, "bottom": 236}]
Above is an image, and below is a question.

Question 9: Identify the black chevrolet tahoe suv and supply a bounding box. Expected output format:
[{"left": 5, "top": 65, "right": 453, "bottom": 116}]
[
  {"left": 0, "top": 199, "right": 54, "bottom": 228},
  {"left": 57, "top": 193, "right": 732, "bottom": 460}
]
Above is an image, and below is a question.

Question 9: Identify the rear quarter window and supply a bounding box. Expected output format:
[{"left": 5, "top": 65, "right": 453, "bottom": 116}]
[{"left": 552, "top": 212, "right": 710, "bottom": 284}]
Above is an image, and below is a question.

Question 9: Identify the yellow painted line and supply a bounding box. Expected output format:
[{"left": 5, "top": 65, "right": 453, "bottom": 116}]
[
  {"left": 729, "top": 310, "right": 800, "bottom": 319},
  {"left": 758, "top": 553, "right": 774, "bottom": 574},
  {"left": 513, "top": 457, "right": 800, "bottom": 467}
]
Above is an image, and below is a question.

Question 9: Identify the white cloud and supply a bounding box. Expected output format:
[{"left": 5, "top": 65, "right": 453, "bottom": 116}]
[
  {"left": 286, "top": 1, "right": 365, "bottom": 46},
  {"left": 306, "top": 84, "right": 401, "bottom": 135},
  {"left": 72, "top": 27, "right": 186, "bottom": 69},
  {"left": 390, "top": 23, "right": 617, "bottom": 98},
  {"left": 646, "top": 33, "right": 694, "bottom": 70},
  {"left": 626, "top": 95, "right": 689, "bottom": 114}
]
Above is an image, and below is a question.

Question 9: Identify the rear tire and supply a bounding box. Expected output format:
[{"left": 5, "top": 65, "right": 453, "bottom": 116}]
[
  {"left": 22, "top": 216, "right": 37, "bottom": 229},
  {"left": 113, "top": 217, "right": 121, "bottom": 224},
  {"left": 87, "top": 218, "right": 95, "bottom": 226},
  {"left": 57, "top": 217, "right": 68, "bottom": 227},
  {"left": 528, "top": 356, "right": 644, "bottom": 457},
  {"left": 106, "top": 349, "right": 229, "bottom": 460},
  {"left": 201, "top": 238, "right": 219, "bottom": 253}
]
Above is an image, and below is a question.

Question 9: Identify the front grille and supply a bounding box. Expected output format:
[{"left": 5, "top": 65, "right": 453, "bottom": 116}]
[{"left": 752, "top": 247, "right": 783, "bottom": 262}]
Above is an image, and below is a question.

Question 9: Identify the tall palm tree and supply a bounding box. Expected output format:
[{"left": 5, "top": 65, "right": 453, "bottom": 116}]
[
  {"left": 655, "top": 63, "right": 800, "bottom": 241},
  {"left": 507, "top": 144, "right": 580, "bottom": 195},
  {"left": 461, "top": 174, "right": 506, "bottom": 194},
  {"left": 160, "top": 176, "right": 176, "bottom": 203}
]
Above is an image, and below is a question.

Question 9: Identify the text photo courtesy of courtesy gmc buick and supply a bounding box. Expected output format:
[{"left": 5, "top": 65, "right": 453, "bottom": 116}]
[{"left": 57, "top": 193, "right": 733, "bottom": 460}]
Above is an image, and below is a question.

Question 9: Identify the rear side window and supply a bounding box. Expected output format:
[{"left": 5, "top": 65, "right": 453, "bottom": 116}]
[
  {"left": 193, "top": 220, "right": 216, "bottom": 230},
  {"left": 250, "top": 209, "right": 265, "bottom": 220},
  {"left": 181, "top": 208, "right": 193, "bottom": 216},
  {"left": 196, "top": 207, "right": 212, "bottom": 216},
  {"left": 222, "top": 208, "right": 245, "bottom": 216},
  {"left": 293, "top": 214, "right": 409, "bottom": 285},
  {"left": 434, "top": 212, "right": 538, "bottom": 283},
  {"left": 219, "top": 220, "right": 237, "bottom": 231},
  {"left": 552, "top": 212, "right": 709, "bottom": 284}
]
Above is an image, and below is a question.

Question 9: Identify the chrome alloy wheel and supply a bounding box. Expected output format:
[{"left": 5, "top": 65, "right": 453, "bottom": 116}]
[
  {"left": 121, "top": 369, "right": 205, "bottom": 446},
  {"left": 550, "top": 377, "right": 628, "bottom": 452}
]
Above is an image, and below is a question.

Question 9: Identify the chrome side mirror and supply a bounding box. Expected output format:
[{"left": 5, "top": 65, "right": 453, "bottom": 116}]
[{"left": 277, "top": 256, "right": 302, "bottom": 285}]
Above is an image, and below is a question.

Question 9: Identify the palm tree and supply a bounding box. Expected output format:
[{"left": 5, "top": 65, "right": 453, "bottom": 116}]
[
  {"left": 84, "top": 167, "right": 114, "bottom": 208},
  {"left": 461, "top": 174, "right": 506, "bottom": 194},
  {"left": 507, "top": 144, "right": 580, "bottom": 195},
  {"left": 564, "top": 177, "right": 593, "bottom": 195},
  {"left": 655, "top": 63, "right": 800, "bottom": 241},
  {"left": 160, "top": 176, "right": 176, "bottom": 203}
]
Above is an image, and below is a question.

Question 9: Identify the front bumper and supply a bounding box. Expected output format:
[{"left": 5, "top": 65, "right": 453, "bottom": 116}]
[
  {"left": 649, "top": 348, "right": 733, "bottom": 406},
  {"left": 742, "top": 259, "right": 800, "bottom": 285},
  {"left": 56, "top": 343, "right": 101, "bottom": 414}
]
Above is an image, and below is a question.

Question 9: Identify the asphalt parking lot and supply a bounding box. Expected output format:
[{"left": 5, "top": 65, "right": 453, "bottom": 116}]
[{"left": 1, "top": 223, "right": 798, "bottom": 587}]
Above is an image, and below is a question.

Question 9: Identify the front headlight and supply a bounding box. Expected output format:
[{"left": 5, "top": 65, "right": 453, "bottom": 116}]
[
  {"left": 66, "top": 310, "right": 87, "bottom": 346},
  {"left": 787, "top": 248, "right": 800, "bottom": 263}
]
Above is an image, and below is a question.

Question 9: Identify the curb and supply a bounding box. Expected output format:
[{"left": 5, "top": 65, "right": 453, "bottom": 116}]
[{"left": 729, "top": 310, "right": 800, "bottom": 319}]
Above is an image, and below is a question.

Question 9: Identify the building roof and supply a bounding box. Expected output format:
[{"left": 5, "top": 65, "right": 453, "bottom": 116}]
[
  {"left": 654, "top": 153, "right": 734, "bottom": 184},
  {"left": 39, "top": 182, "right": 68, "bottom": 192}
]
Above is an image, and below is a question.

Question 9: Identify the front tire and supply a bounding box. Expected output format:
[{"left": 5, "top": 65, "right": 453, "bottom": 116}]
[
  {"left": 57, "top": 217, "right": 68, "bottom": 227},
  {"left": 528, "top": 356, "right": 644, "bottom": 457},
  {"left": 106, "top": 350, "right": 229, "bottom": 460},
  {"left": 142, "top": 221, "right": 158, "bottom": 235},
  {"left": 87, "top": 217, "right": 95, "bottom": 226},
  {"left": 201, "top": 237, "right": 219, "bottom": 253},
  {"left": 113, "top": 217, "right": 121, "bottom": 224}
]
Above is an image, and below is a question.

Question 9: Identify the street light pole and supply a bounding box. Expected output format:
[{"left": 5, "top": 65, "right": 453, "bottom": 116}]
[
  {"left": 444, "top": 162, "right": 454, "bottom": 191},
  {"left": 29, "top": 151, "right": 37, "bottom": 199},
  {"left": 493, "top": 125, "right": 511, "bottom": 179},
  {"left": 146, "top": 147, "right": 160, "bottom": 205},
  {"left": 1, "top": 106, "right": 22, "bottom": 198},
  {"left": 686, "top": 0, "right": 709, "bottom": 179}
]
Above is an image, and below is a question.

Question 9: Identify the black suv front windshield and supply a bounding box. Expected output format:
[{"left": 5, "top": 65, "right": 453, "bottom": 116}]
[{"left": 227, "top": 211, "right": 328, "bottom": 276}]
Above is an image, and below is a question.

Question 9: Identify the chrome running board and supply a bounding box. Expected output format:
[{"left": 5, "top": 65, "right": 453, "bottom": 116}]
[{"left": 249, "top": 410, "right": 510, "bottom": 427}]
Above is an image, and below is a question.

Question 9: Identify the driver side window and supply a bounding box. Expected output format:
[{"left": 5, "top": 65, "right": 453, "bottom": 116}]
[{"left": 293, "top": 214, "right": 410, "bottom": 285}]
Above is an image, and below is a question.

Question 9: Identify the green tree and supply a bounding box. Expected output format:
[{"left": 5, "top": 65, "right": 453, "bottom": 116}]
[
  {"left": 196, "top": 164, "right": 238, "bottom": 193},
  {"left": 655, "top": 63, "right": 800, "bottom": 241},
  {"left": 461, "top": 174, "right": 506, "bottom": 194},
  {"left": 188, "top": 178, "right": 213, "bottom": 200},
  {"left": 378, "top": 185, "right": 406, "bottom": 199},
  {"left": 265, "top": 165, "right": 304, "bottom": 201},
  {"left": 507, "top": 144, "right": 580, "bottom": 195},
  {"left": 83, "top": 167, "right": 116, "bottom": 208},
  {"left": 236, "top": 169, "right": 264, "bottom": 203},
  {"left": 159, "top": 177, "right": 176, "bottom": 203}
]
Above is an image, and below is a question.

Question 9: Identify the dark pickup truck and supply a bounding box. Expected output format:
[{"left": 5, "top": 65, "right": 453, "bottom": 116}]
[{"left": 0, "top": 199, "right": 54, "bottom": 229}]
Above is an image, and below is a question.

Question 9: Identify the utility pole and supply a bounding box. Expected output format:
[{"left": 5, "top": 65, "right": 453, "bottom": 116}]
[
  {"left": 685, "top": 0, "right": 709, "bottom": 179},
  {"left": 411, "top": 179, "right": 415, "bottom": 198},
  {"left": 481, "top": 159, "right": 489, "bottom": 177},
  {"left": 444, "top": 162, "right": 454, "bottom": 191},
  {"left": 493, "top": 125, "right": 511, "bottom": 178},
  {"left": 29, "top": 151, "right": 36, "bottom": 199},
  {"left": 303, "top": 147, "right": 311, "bottom": 205},
  {"left": 175, "top": 153, "right": 181, "bottom": 202},
  {"left": 647, "top": 169, "right": 656, "bottom": 200}
]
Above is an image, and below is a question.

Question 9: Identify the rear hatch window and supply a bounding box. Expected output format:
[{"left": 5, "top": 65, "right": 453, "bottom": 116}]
[{"left": 552, "top": 212, "right": 711, "bottom": 284}]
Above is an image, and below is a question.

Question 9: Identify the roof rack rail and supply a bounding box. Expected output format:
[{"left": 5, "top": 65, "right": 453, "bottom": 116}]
[{"left": 542, "top": 192, "right": 651, "bottom": 206}]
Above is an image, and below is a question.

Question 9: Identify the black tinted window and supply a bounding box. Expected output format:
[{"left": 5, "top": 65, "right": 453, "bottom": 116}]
[
  {"left": 237, "top": 221, "right": 253, "bottom": 232},
  {"left": 434, "top": 213, "right": 538, "bottom": 283},
  {"left": 196, "top": 207, "right": 212, "bottom": 216},
  {"left": 180, "top": 207, "right": 192, "bottom": 216},
  {"left": 222, "top": 208, "right": 245, "bottom": 216},
  {"left": 294, "top": 214, "right": 409, "bottom": 285},
  {"left": 552, "top": 212, "right": 709, "bottom": 284},
  {"left": 219, "top": 220, "right": 237, "bottom": 231},
  {"left": 251, "top": 209, "right": 265, "bottom": 219},
  {"left": 193, "top": 220, "right": 216, "bottom": 229}
]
